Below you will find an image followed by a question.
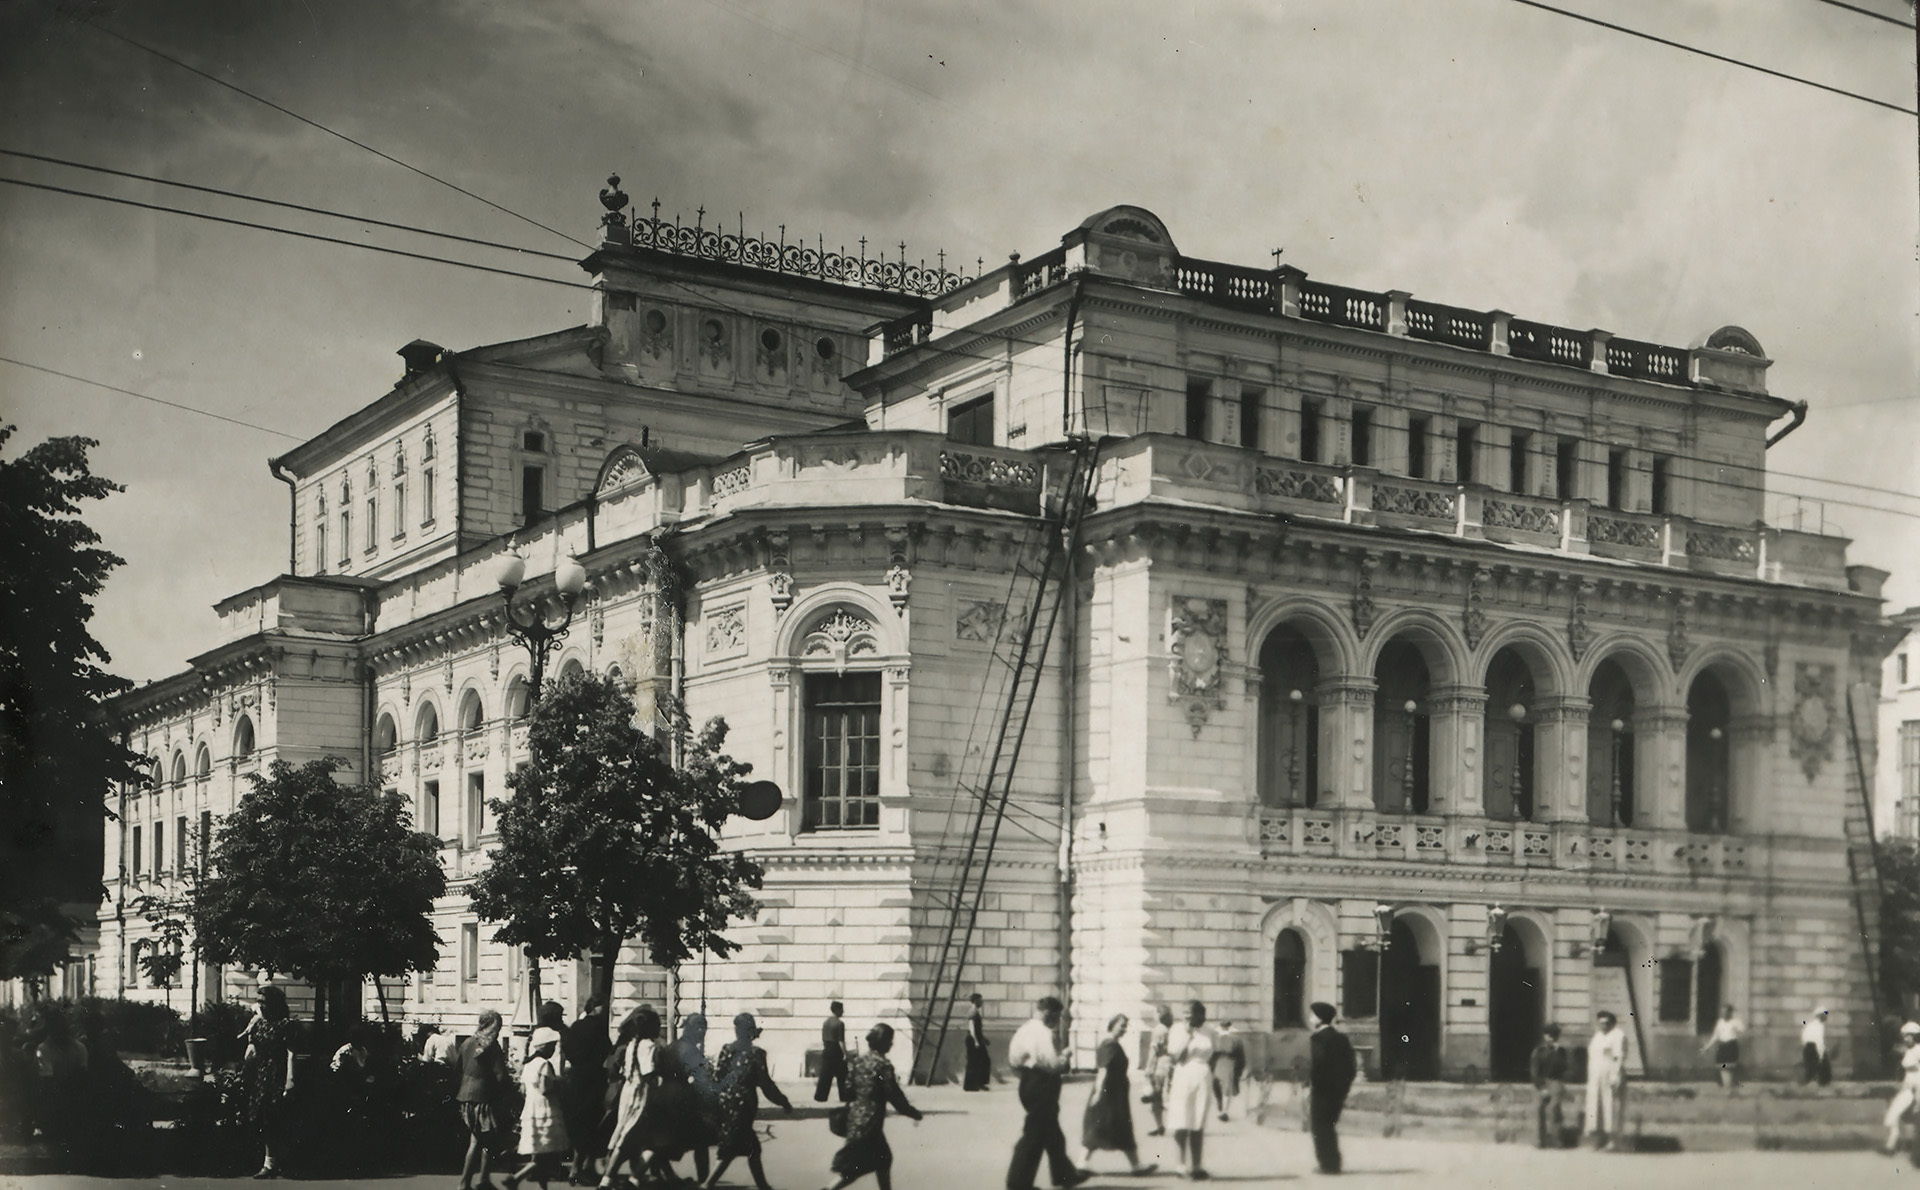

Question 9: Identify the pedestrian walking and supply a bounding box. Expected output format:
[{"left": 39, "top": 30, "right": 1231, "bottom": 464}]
[
  {"left": 964, "top": 993, "right": 993, "bottom": 1092},
  {"left": 506, "top": 1027, "right": 570, "bottom": 1190},
  {"left": 1530, "top": 1023, "right": 1568, "bottom": 1149},
  {"left": 1700, "top": 1004, "right": 1744, "bottom": 1091},
  {"left": 1210, "top": 1021, "right": 1245, "bottom": 1122},
  {"left": 705, "top": 1012, "right": 793, "bottom": 1190},
  {"left": 676, "top": 1012, "right": 719, "bottom": 1184},
  {"left": 31, "top": 1002, "right": 90, "bottom": 1166},
  {"left": 598, "top": 1006, "right": 662, "bottom": 1190},
  {"left": 1307, "top": 1003, "right": 1356, "bottom": 1175},
  {"left": 1164, "top": 1000, "right": 1216, "bottom": 1180},
  {"left": 1583, "top": 1011, "right": 1628, "bottom": 1149},
  {"left": 1140, "top": 1005, "right": 1173, "bottom": 1137},
  {"left": 815, "top": 1001, "right": 851, "bottom": 1103},
  {"left": 1078, "top": 1013, "right": 1154, "bottom": 1176},
  {"left": 1882, "top": 1021, "right": 1920, "bottom": 1154},
  {"left": 457, "top": 1010, "right": 513, "bottom": 1190},
  {"left": 1802, "top": 1007, "right": 1832, "bottom": 1086},
  {"left": 564, "top": 995, "right": 612, "bottom": 1184},
  {"left": 627, "top": 1045, "right": 703, "bottom": 1182},
  {"left": 238, "top": 986, "right": 296, "bottom": 1180},
  {"left": 1006, "top": 995, "right": 1090, "bottom": 1190},
  {"left": 823, "top": 1022, "right": 923, "bottom": 1190}
]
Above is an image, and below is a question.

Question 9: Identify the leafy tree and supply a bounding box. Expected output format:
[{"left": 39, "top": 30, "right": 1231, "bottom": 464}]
[
  {"left": 1881, "top": 835, "right": 1920, "bottom": 1017},
  {"left": 133, "top": 890, "right": 189, "bottom": 1005},
  {"left": 470, "top": 674, "right": 763, "bottom": 1000},
  {"left": 192, "top": 758, "right": 445, "bottom": 1027},
  {"left": 0, "top": 427, "right": 142, "bottom": 979}
]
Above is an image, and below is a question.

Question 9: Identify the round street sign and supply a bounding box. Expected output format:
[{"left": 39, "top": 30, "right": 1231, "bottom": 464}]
[{"left": 738, "top": 780, "right": 783, "bottom": 820}]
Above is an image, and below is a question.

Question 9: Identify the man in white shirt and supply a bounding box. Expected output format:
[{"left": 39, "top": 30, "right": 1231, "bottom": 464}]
[
  {"left": 1802, "top": 1006, "right": 1831, "bottom": 1086},
  {"left": 1584, "top": 1011, "right": 1628, "bottom": 1149},
  {"left": 1883, "top": 1021, "right": 1920, "bottom": 1153},
  {"left": 1698, "top": 1003, "right": 1744, "bottom": 1091},
  {"left": 1004, "top": 996, "right": 1091, "bottom": 1190}
]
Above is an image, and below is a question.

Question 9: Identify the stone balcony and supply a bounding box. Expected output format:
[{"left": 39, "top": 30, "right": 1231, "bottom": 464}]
[
  {"left": 1098, "top": 434, "right": 1853, "bottom": 590},
  {"left": 1254, "top": 805, "right": 1798, "bottom": 881}
]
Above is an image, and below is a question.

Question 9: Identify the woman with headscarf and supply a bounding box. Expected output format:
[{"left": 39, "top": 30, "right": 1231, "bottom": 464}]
[
  {"left": 674, "top": 1013, "right": 718, "bottom": 1184},
  {"left": 1164, "top": 1000, "right": 1216, "bottom": 1179},
  {"left": 1080, "top": 1013, "right": 1153, "bottom": 1176},
  {"left": 824, "top": 1023, "right": 923, "bottom": 1190},
  {"left": 505, "top": 1026, "right": 570, "bottom": 1190},
  {"left": 457, "top": 1010, "right": 512, "bottom": 1190},
  {"left": 240, "top": 985, "right": 296, "bottom": 1179},
  {"left": 705, "top": 1012, "right": 792, "bottom": 1190},
  {"left": 598, "top": 1006, "right": 661, "bottom": 1190}
]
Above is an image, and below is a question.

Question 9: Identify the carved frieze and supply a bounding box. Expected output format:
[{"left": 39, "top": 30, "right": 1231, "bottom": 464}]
[
  {"left": 1789, "top": 661, "right": 1836, "bottom": 782},
  {"left": 956, "top": 599, "right": 1006, "bottom": 644},
  {"left": 802, "top": 608, "right": 880, "bottom": 675},
  {"left": 1569, "top": 579, "right": 1595, "bottom": 660},
  {"left": 765, "top": 530, "right": 793, "bottom": 612},
  {"left": 1351, "top": 553, "right": 1379, "bottom": 637},
  {"left": 1169, "top": 595, "right": 1228, "bottom": 736},
  {"left": 1464, "top": 566, "right": 1489, "bottom": 649},
  {"left": 1668, "top": 591, "right": 1693, "bottom": 669},
  {"left": 707, "top": 604, "right": 747, "bottom": 657}
]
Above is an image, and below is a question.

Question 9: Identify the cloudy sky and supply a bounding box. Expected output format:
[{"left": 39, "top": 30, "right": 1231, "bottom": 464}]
[{"left": 1, "top": 0, "right": 1915, "bottom": 683}]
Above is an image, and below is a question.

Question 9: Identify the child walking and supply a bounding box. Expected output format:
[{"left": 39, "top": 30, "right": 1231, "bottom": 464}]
[{"left": 506, "top": 1028, "right": 570, "bottom": 1190}]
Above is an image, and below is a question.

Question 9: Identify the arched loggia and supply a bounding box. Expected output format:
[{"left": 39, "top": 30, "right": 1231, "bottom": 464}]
[
  {"left": 1483, "top": 648, "right": 1539, "bottom": 820},
  {"left": 1258, "top": 624, "right": 1322, "bottom": 808},
  {"left": 1373, "top": 639, "right": 1433, "bottom": 814}
]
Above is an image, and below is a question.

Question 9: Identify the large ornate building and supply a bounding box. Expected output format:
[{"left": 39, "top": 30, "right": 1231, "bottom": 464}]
[{"left": 98, "top": 189, "right": 1892, "bottom": 1083}]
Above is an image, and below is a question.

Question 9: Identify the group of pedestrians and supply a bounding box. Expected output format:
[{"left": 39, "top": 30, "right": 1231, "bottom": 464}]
[{"left": 1525, "top": 1013, "right": 1628, "bottom": 1151}]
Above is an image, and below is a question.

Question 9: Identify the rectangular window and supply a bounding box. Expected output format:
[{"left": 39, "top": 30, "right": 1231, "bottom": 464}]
[
  {"left": 421, "top": 467, "right": 436, "bottom": 524},
  {"left": 1240, "top": 387, "right": 1264, "bottom": 450},
  {"left": 1651, "top": 456, "right": 1671, "bottom": 514},
  {"left": 339, "top": 511, "right": 351, "bottom": 565},
  {"left": 1508, "top": 431, "right": 1531, "bottom": 494},
  {"left": 1341, "top": 949, "right": 1379, "bottom": 1019},
  {"left": 1407, "top": 416, "right": 1430, "bottom": 479},
  {"left": 365, "top": 497, "right": 378, "bottom": 552},
  {"left": 947, "top": 394, "right": 995, "bottom": 446},
  {"left": 315, "top": 517, "right": 328, "bottom": 575},
  {"left": 1555, "top": 438, "right": 1577, "bottom": 500},
  {"left": 1299, "top": 399, "right": 1324, "bottom": 463},
  {"left": 154, "top": 821, "right": 165, "bottom": 875},
  {"left": 1658, "top": 957, "right": 1694, "bottom": 1022},
  {"left": 1184, "top": 377, "right": 1211, "bottom": 440},
  {"left": 393, "top": 479, "right": 406, "bottom": 538},
  {"left": 1606, "top": 449, "right": 1627, "bottom": 510},
  {"left": 460, "top": 922, "right": 479, "bottom": 983},
  {"left": 199, "top": 811, "right": 211, "bottom": 873},
  {"left": 176, "top": 815, "right": 188, "bottom": 871},
  {"left": 466, "top": 772, "right": 485, "bottom": 844},
  {"left": 1901, "top": 722, "right": 1920, "bottom": 837},
  {"left": 1900, "top": 655, "right": 1910, "bottom": 686},
  {"left": 803, "top": 672, "right": 883, "bottom": 831},
  {"left": 1456, "top": 422, "right": 1478, "bottom": 484},
  {"left": 1350, "top": 407, "right": 1373, "bottom": 467},
  {"left": 522, "top": 465, "right": 545, "bottom": 524},
  {"left": 131, "top": 825, "right": 142, "bottom": 876},
  {"left": 423, "top": 780, "right": 440, "bottom": 838}
]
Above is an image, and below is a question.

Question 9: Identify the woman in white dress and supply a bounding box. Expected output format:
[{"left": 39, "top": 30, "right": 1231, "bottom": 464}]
[
  {"left": 1164, "top": 1000, "right": 1216, "bottom": 1179},
  {"left": 598, "top": 1006, "right": 661, "bottom": 1190}
]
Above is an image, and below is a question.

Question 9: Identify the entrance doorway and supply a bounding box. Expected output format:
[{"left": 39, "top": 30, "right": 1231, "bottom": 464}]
[
  {"left": 1487, "top": 924, "right": 1543, "bottom": 1081},
  {"left": 1380, "top": 918, "right": 1441, "bottom": 1080}
]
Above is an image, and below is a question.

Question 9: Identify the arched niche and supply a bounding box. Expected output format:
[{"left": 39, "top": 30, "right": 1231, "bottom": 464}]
[
  {"left": 1482, "top": 647, "right": 1541, "bottom": 821},
  {"left": 1256, "top": 622, "right": 1324, "bottom": 809},
  {"left": 1373, "top": 636, "right": 1437, "bottom": 814},
  {"left": 457, "top": 687, "right": 487, "bottom": 735},
  {"left": 1261, "top": 899, "right": 1339, "bottom": 1030}
]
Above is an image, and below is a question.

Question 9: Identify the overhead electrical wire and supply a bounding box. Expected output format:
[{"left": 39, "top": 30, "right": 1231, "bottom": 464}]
[
  {"left": 64, "top": 9, "right": 597, "bottom": 250},
  {"left": 0, "top": 177, "right": 594, "bottom": 293},
  {"left": 1808, "top": 0, "right": 1915, "bottom": 29},
  {"left": 0, "top": 148, "right": 578, "bottom": 264},
  {"left": 1506, "top": 0, "right": 1919, "bottom": 116},
  {"left": 0, "top": 356, "right": 304, "bottom": 441}
]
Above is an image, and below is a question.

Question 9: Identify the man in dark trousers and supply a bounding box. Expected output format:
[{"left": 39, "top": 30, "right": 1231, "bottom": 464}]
[
  {"left": 814, "top": 1001, "right": 850, "bottom": 1102},
  {"left": 1530, "top": 1022, "right": 1569, "bottom": 1149},
  {"left": 1307, "top": 1002, "right": 1356, "bottom": 1175},
  {"left": 1005, "top": 996, "right": 1091, "bottom": 1190},
  {"left": 563, "top": 993, "right": 613, "bottom": 1179}
]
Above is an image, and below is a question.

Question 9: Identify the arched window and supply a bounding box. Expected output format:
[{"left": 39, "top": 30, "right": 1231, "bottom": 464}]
[
  {"left": 315, "top": 493, "right": 329, "bottom": 574},
  {"left": 195, "top": 745, "right": 212, "bottom": 780},
  {"left": 1587, "top": 659, "right": 1638, "bottom": 826},
  {"left": 146, "top": 758, "right": 162, "bottom": 793},
  {"left": 416, "top": 702, "right": 440, "bottom": 745},
  {"left": 504, "top": 677, "right": 532, "bottom": 721},
  {"left": 1483, "top": 648, "right": 1537, "bottom": 821},
  {"left": 558, "top": 657, "right": 586, "bottom": 684},
  {"left": 1257, "top": 625, "right": 1321, "bottom": 809},
  {"left": 459, "top": 690, "right": 486, "bottom": 735},
  {"left": 1273, "top": 929, "right": 1308, "bottom": 1029},
  {"left": 1686, "top": 672, "right": 1732, "bottom": 833},
  {"left": 374, "top": 713, "right": 398, "bottom": 755},
  {"left": 1373, "top": 639, "right": 1433, "bottom": 814},
  {"left": 233, "top": 716, "right": 255, "bottom": 759},
  {"left": 172, "top": 752, "right": 187, "bottom": 786}
]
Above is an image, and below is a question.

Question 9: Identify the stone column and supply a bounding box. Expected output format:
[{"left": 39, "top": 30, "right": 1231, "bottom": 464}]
[
  {"left": 1727, "top": 714, "right": 1774, "bottom": 834},
  {"left": 1317, "top": 676, "right": 1376, "bottom": 810},
  {"left": 1329, "top": 395, "right": 1354, "bottom": 467},
  {"left": 1377, "top": 406, "right": 1410, "bottom": 476},
  {"left": 1269, "top": 388, "right": 1302, "bottom": 460},
  {"left": 1534, "top": 697, "right": 1593, "bottom": 823},
  {"left": 1435, "top": 415, "right": 1460, "bottom": 484},
  {"left": 1210, "top": 377, "right": 1243, "bottom": 447},
  {"left": 1622, "top": 448, "right": 1653, "bottom": 514},
  {"left": 1429, "top": 684, "right": 1487, "bottom": 818},
  {"left": 1637, "top": 707, "right": 1691, "bottom": 832},
  {"left": 1489, "top": 426, "right": 1515, "bottom": 494}
]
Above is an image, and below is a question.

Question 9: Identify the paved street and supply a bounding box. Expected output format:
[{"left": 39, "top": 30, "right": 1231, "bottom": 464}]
[{"left": 3, "top": 1081, "right": 1914, "bottom": 1190}]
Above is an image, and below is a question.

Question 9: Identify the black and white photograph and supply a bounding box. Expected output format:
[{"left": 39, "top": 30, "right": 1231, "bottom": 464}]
[{"left": 1, "top": 2, "right": 1917, "bottom": 1187}]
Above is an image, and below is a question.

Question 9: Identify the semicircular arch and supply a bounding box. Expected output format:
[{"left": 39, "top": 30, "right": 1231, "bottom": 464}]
[
  {"left": 1676, "top": 647, "right": 1771, "bottom": 718},
  {"left": 1473, "top": 621, "right": 1575, "bottom": 698},
  {"left": 775, "top": 583, "right": 905, "bottom": 659},
  {"left": 1363, "top": 608, "right": 1469, "bottom": 686},
  {"left": 1575, "top": 634, "right": 1674, "bottom": 706},
  {"left": 1248, "top": 597, "right": 1360, "bottom": 676}
]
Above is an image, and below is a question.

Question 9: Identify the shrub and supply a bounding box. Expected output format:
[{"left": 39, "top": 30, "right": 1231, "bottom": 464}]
[{"left": 68, "top": 997, "right": 186, "bottom": 1057}]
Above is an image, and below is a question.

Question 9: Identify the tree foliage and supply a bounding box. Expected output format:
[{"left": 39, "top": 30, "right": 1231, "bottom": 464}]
[
  {"left": 1881, "top": 835, "right": 1920, "bottom": 1013},
  {"left": 192, "top": 758, "right": 446, "bottom": 995},
  {"left": 470, "top": 674, "right": 763, "bottom": 974},
  {"left": 0, "top": 427, "right": 142, "bottom": 978}
]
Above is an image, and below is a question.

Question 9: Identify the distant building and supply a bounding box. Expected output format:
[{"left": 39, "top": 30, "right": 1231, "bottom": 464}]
[
  {"left": 94, "top": 191, "right": 1894, "bottom": 1081},
  {"left": 1877, "top": 608, "right": 1920, "bottom": 840}
]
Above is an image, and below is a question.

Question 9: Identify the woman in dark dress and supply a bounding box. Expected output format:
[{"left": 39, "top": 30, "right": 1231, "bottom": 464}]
[
  {"left": 824, "top": 1023, "right": 922, "bottom": 1190},
  {"left": 962, "top": 994, "right": 991, "bottom": 1092},
  {"left": 456, "top": 1010, "right": 512, "bottom": 1190},
  {"left": 705, "top": 1013, "right": 792, "bottom": 1190},
  {"left": 241, "top": 986, "right": 297, "bottom": 1179},
  {"left": 1080, "top": 1014, "right": 1153, "bottom": 1175}
]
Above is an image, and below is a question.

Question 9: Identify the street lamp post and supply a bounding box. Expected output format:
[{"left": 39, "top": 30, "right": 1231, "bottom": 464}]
[
  {"left": 494, "top": 551, "right": 587, "bottom": 1022},
  {"left": 1372, "top": 901, "right": 1394, "bottom": 1078},
  {"left": 1609, "top": 719, "right": 1626, "bottom": 827},
  {"left": 1402, "top": 699, "right": 1419, "bottom": 813},
  {"left": 1286, "top": 688, "right": 1304, "bottom": 806},
  {"left": 1508, "top": 703, "right": 1528, "bottom": 820}
]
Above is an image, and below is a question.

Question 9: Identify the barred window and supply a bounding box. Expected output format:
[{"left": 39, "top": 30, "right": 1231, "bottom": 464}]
[
  {"left": 1900, "top": 721, "right": 1920, "bottom": 838},
  {"left": 802, "top": 672, "right": 881, "bottom": 831}
]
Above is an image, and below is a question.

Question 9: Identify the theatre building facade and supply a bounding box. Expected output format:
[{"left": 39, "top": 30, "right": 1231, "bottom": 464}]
[{"left": 99, "top": 192, "right": 1890, "bottom": 1082}]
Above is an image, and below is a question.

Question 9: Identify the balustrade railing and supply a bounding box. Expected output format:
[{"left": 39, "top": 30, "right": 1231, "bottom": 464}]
[
  {"left": 1297, "top": 280, "right": 1386, "bottom": 330},
  {"left": 1405, "top": 300, "right": 1491, "bottom": 350},
  {"left": 1508, "top": 319, "right": 1591, "bottom": 368},
  {"left": 1603, "top": 336, "right": 1687, "bottom": 382}
]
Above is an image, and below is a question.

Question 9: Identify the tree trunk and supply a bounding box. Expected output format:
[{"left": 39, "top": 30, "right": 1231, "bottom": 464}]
[
  {"left": 189, "top": 953, "right": 199, "bottom": 1036},
  {"left": 375, "top": 977, "right": 389, "bottom": 1022}
]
